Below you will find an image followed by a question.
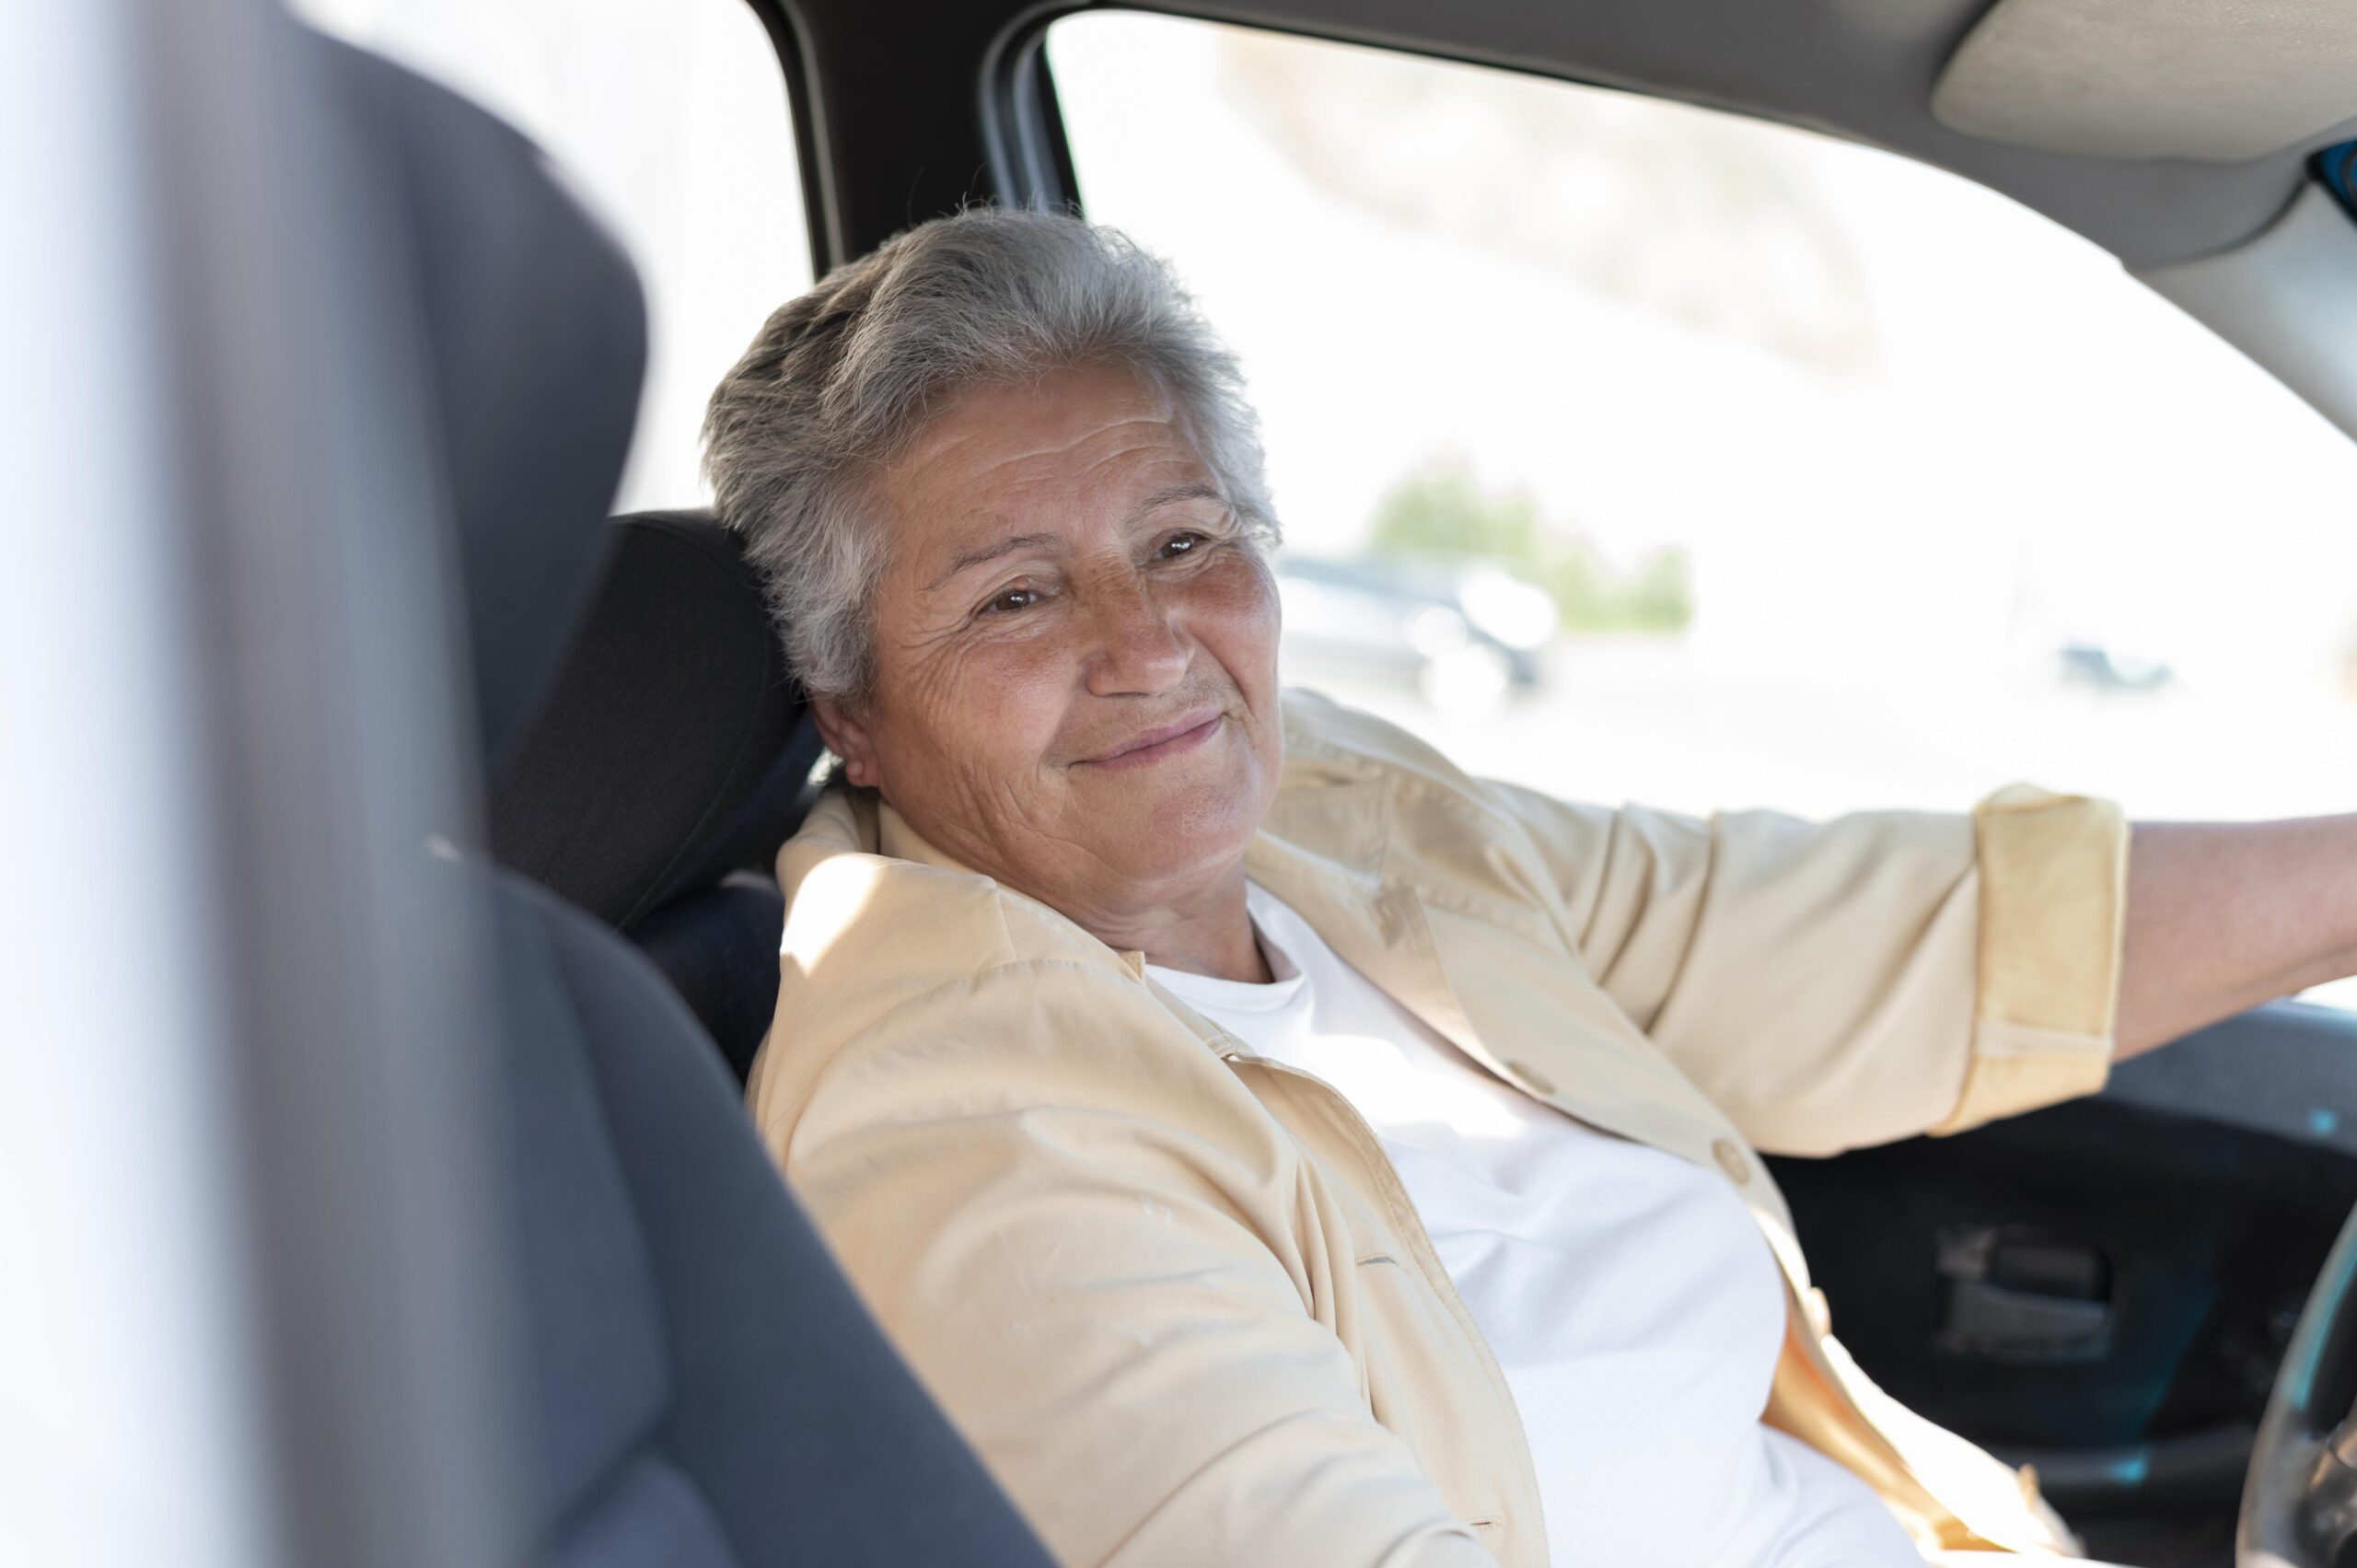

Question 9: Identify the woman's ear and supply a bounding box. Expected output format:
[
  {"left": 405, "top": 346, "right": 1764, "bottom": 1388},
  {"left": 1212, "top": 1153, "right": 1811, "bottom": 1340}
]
[{"left": 809, "top": 695, "right": 883, "bottom": 791}]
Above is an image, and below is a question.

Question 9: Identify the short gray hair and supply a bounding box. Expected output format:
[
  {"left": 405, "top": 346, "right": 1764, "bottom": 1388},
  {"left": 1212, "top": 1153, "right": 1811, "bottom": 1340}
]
[{"left": 702, "top": 206, "right": 1279, "bottom": 702}]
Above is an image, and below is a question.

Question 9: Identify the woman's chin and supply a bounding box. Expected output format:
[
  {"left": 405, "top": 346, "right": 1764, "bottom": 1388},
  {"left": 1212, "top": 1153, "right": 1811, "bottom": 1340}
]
[{"left": 1070, "top": 776, "right": 1266, "bottom": 885}]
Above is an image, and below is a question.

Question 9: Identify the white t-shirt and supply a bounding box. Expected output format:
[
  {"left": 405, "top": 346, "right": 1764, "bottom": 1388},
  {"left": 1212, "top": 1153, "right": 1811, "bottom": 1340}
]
[{"left": 1146, "top": 882, "right": 1921, "bottom": 1568}]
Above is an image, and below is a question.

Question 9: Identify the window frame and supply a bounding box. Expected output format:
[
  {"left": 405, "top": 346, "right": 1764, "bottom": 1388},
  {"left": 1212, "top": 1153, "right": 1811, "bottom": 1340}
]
[
  {"left": 998, "top": 6, "right": 2357, "bottom": 273},
  {"left": 739, "top": 0, "right": 845, "bottom": 275}
]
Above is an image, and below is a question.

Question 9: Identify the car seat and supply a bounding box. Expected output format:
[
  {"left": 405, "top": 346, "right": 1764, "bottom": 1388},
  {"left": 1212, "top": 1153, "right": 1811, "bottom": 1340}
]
[
  {"left": 489, "top": 508, "right": 820, "bottom": 1079},
  {"left": 331, "top": 30, "right": 1051, "bottom": 1566}
]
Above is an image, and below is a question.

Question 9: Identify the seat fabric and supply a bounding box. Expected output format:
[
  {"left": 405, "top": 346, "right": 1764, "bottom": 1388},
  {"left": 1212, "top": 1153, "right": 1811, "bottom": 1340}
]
[
  {"left": 630, "top": 872, "right": 787, "bottom": 1084},
  {"left": 490, "top": 508, "right": 819, "bottom": 1076},
  {"left": 327, "top": 29, "right": 1054, "bottom": 1568},
  {"left": 492, "top": 511, "right": 823, "bottom": 934}
]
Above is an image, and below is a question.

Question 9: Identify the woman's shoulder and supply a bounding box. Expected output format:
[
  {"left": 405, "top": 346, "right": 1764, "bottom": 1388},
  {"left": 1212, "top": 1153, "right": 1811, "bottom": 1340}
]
[
  {"left": 751, "top": 790, "right": 1241, "bottom": 1155},
  {"left": 1262, "top": 691, "right": 1572, "bottom": 932},
  {"left": 771, "top": 790, "right": 1139, "bottom": 1040},
  {"left": 1274, "top": 689, "right": 1526, "bottom": 836},
  {"left": 1280, "top": 688, "right": 1448, "bottom": 775}
]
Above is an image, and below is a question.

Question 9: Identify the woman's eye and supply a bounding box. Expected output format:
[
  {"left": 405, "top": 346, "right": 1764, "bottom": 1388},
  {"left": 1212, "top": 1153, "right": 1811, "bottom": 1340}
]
[
  {"left": 1157, "top": 531, "right": 1207, "bottom": 560},
  {"left": 981, "top": 586, "right": 1039, "bottom": 616}
]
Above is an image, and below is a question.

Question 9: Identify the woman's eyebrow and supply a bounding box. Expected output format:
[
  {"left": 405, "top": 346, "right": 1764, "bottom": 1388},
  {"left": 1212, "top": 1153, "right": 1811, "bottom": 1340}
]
[
  {"left": 1125, "top": 482, "right": 1225, "bottom": 524},
  {"left": 923, "top": 485, "right": 1226, "bottom": 592},
  {"left": 927, "top": 531, "right": 1059, "bottom": 591}
]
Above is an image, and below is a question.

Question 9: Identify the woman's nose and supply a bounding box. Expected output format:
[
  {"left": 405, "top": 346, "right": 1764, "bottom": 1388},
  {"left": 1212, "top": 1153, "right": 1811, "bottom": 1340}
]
[{"left": 1083, "top": 578, "right": 1189, "bottom": 696}]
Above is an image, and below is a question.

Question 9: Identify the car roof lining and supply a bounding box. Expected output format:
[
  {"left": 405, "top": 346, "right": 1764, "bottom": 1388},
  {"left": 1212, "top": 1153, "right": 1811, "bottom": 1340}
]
[
  {"left": 1932, "top": 0, "right": 2357, "bottom": 165},
  {"left": 1125, "top": 0, "right": 2353, "bottom": 267}
]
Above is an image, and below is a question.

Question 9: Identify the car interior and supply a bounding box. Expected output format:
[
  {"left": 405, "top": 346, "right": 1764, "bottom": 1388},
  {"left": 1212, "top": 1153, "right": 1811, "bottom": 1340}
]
[{"left": 24, "top": 1, "right": 2357, "bottom": 1565}]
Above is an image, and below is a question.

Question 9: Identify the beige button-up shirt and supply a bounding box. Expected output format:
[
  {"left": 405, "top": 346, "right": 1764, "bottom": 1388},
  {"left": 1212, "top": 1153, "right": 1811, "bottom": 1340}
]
[{"left": 747, "top": 691, "right": 2129, "bottom": 1566}]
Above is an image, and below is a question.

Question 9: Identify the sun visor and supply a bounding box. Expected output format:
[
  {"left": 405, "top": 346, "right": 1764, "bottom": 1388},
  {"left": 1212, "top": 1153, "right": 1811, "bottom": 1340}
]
[{"left": 1932, "top": 0, "right": 2357, "bottom": 162}]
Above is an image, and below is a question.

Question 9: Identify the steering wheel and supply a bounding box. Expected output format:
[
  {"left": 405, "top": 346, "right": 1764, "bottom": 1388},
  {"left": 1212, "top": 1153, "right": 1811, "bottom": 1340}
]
[{"left": 2243, "top": 1203, "right": 2357, "bottom": 1566}]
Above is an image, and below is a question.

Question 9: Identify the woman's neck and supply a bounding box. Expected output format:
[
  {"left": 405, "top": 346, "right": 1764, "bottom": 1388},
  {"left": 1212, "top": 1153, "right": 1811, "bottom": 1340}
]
[
  {"left": 869, "top": 794, "right": 1273, "bottom": 984},
  {"left": 1081, "top": 865, "right": 1271, "bottom": 984}
]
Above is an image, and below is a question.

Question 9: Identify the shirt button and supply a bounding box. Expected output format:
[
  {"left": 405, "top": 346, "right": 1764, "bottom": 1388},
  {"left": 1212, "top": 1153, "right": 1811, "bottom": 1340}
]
[
  {"left": 1504, "top": 1058, "right": 1556, "bottom": 1097},
  {"left": 1713, "top": 1138, "right": 1751, "bottom": 1184}
]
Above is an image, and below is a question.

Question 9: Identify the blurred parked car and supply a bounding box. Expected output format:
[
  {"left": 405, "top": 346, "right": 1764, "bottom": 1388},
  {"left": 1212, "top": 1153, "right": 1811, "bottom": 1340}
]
[
  {"left": 2059, "top": 641, "right": 2176, "bottom": 693},
  {"left": 1276, "top": 554, "right": 1556, "bottom": 714}
]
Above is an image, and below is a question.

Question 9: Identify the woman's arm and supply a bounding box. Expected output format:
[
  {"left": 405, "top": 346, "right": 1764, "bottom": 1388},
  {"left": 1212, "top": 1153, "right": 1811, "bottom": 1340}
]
[
  {"left": 1479, "top": 779, "right": 2129, "bottom": 1151},
  {"left": 2117, "top": 816, "right": 2357, "bottom": 1058}
]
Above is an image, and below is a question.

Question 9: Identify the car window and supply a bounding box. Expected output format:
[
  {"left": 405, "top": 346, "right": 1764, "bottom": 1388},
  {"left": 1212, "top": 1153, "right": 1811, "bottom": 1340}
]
[
  {"left": 1049, "top": 12, "right": 2357, "bottom": 1010},
  {"left": 294, "top": 0, "right": 815, "bottom": 513}
]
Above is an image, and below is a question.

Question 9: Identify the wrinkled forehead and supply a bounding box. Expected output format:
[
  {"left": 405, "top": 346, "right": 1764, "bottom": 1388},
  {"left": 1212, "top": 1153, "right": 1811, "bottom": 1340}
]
[{"left": 875, "top": 364, "right": 1223, "bottom": 565}]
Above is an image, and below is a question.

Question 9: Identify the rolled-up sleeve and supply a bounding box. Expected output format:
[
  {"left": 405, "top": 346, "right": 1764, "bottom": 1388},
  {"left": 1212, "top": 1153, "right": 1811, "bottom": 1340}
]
[
  {"left": 1487, "top": 781, "right": 2128, "bottom": 1155},
  {"left": 1935, "top": 784, "right": 2131, "bottom": 1136}
]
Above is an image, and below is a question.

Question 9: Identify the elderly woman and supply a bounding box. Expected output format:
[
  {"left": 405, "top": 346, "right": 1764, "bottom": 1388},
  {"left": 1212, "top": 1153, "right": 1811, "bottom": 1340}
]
[{"left": 704, "top": 209, "right": 2357, "bottom": 1568}]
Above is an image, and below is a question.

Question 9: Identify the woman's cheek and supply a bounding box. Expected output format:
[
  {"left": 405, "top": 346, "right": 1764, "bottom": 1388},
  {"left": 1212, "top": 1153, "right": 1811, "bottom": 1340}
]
[
  {"left": 958, "top": 638, "right": 1074, "bottom": 749},
  {"left": 1200, "top": 557, "right": 1282, "bottom": 682}
]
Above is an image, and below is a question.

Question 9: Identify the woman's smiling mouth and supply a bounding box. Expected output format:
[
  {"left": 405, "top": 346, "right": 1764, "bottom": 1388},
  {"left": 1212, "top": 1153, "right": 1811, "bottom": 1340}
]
[{"left": 1079, "top": 710, "right": 1224, "bottom": 771}]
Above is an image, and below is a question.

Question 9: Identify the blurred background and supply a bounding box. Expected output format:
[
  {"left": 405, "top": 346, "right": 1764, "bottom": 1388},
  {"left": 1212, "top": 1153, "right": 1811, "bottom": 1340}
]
[{"left": 305, "top": 0, "right": 2357, "bottom": 1005}]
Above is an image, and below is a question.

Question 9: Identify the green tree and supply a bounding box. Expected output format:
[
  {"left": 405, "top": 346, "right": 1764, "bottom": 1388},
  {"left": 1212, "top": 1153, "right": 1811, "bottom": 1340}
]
[
  {"left": 1369, "top": 464, "right": 1543, "bottom": 563},
  {"left": 1367, "top": 462, "right": 1693, "bottom": 636}
]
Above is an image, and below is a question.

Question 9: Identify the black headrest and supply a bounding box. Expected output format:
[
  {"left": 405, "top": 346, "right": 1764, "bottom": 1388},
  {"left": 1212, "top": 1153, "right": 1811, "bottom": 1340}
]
[
  {"left": 336, "top": 39, "right": 647, "bottom": 769},
  {"left": 489, "top": 511, "right": 823, "bottom": 929}
]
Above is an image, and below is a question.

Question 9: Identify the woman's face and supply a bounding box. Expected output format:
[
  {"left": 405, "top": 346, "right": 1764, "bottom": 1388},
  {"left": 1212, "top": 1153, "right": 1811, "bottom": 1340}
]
[{"left": 810, "top": 363, "right": 1283, "bottom": 926}]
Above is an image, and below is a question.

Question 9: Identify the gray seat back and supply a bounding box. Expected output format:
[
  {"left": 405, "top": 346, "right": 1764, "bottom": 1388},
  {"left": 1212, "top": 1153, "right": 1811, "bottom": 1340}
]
[
  {"left": 334, "top": 33, "right": 1052, "bottom": 1566},
  {"left": 489, "top": 509, "right": 823, "bottom": 1079}
]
